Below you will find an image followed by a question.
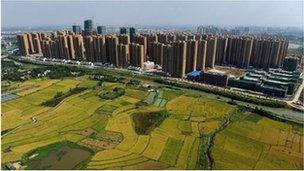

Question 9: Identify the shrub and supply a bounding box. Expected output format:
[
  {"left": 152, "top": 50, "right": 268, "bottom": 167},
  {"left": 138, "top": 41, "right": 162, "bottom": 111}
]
[
  {"left": 154, "top": 78, "right": 287, "bottom": 108},
  {"left": 41, "top": 87, "right": 87, "bottom": 107},
  {"left": 99, "top": 87, "right": 125, "bottom": 100},
  {"left": 132, "top": 110, "right": 169, "bottom": 135}
]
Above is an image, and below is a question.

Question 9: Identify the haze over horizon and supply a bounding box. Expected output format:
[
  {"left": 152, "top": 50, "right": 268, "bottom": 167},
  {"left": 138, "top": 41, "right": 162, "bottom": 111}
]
[{"left": 1, "top": 0, "right": 303, "bottom": 28}]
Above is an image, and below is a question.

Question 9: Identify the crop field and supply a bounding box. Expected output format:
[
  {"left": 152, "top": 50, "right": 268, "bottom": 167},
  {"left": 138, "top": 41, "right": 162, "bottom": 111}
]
[
  {"left": 166, "top": 95, "right": 234, "bottom": 120},
  {"left": 212, "top": 112, "right": 303, "bottom": 170},
  {"left": 1, "top": 75, "right": 303, "bottom": 169},
  {"left": 1, "top": 77, "right": 88, "bottom": 131}
]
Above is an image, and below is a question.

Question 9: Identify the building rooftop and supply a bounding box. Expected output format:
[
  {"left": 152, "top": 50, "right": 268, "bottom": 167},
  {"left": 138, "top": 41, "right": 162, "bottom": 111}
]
[
  {"left": 247, "top": 72, "right": 264, "bottom": 78},
  {"left": 264, "top": 79, "right": 289, "bottom": 85},
  {"left": 187, "top": 70, "right": 201, "bottom": 77},
  {"left": 242, "top": 76, "right": 261, "bottom": 82},
  {"left": 206, "top": 69, "right": 227, "bottom": 75},
  {"left": 269, "top": 71, "right": 293, "bottom": 78}
]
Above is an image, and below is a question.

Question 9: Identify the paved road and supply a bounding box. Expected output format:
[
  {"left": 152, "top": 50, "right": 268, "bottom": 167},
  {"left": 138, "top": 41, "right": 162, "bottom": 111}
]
[
  {"left": 13, "top": 56, "right": 304, "bottom": 123},
  {"left": 287, "top": 79, "right": 304, "bottom": 111}
]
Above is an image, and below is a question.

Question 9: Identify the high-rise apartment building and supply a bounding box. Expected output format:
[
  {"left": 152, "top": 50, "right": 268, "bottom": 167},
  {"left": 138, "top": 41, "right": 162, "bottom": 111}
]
[
  {"left": 73, "top": 35, "right": 85, "bottom": 61},
  {"left": 150, "top": 42, "right": 164, "bottom": 66},
  {"left": 72, "top": 25, "right": 82, "bottom": 35},
  {"left": 19, "top": 30, "right": 291, "bottom": 76},
  {"left": 162, "top": 44, "right": 174, "bottom": 74},
  {"left": 84, "top": 19, "right": 93, "bottom": 36},
  {"left": 92, "top": 35, "right": 106, "bottom": 62},
  {"left": 176, "top": 34, "right": 188, "bottom": 41},
  {"left": 84, "top": 36, "right": 93, "bottom": 61},
  {"left": 249, "top": 38, "right": 288, "bottom": 68},
  {"left": 17, "top": 34, "right": 30, "bottom": 56},
  {"left": 31, "top": 33, "right": 42, "bottom": 54},
  {"left": 129, "top": 27, "right": 136, "bottom": 37},
  {"left": 97, "top": 26, "right": 106, "bottom": 35},
  {"left": 117, "top": 44, "right": 130, "bottom": 67},
  {"left": 215, "top": 36, "right": 228, "bottom": 65},
  {"left": 196, "top": 40, "right": 207, "bottom": 71},
  {"left": 27, "top": 34, "right": 35, "bottom": 54},
  {"left": 225, "top": 36, "right": 253, "bottom": 67},
  {"left": 157, "top": 33, "right": 176, "bottom": 44},
  {"left": 132, "top": 35, "right": 147, "bottom": 61},
  {"left": 204, "top": 36, "right": 217, "bottom": 68},
  {"left": 146, "top": 33, "right": 158, "bottom": 59},
  {"left": 130, "top": 43, "right": 144, "bottom": 68},
  {"left": 185, "top": 40, "right": 198, "bottom": 73},
  {"left": 171, "top": 41, "right": 187, "bottom": 78},
  {"left": 120, "top": 27, "right": 129, "bottom": 35},
  {"left": 67, "top": 35, "right": 75, "bottom": 60},
  {"left": 58, "top": 35, "right": 70, "bottom": 59},
  {"left": 118, "top": 34, "right": 130, "bottom": 44},
  {"left": 106, "top": 35, "right": 119, "bottom": 66}
]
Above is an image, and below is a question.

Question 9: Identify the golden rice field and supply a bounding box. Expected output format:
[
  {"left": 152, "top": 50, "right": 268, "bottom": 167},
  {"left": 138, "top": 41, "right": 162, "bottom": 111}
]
[
  {"left": 1, "top": 76, "right": 303, "bottom": 169},
  {"left": 212, "top": 113, "right": 303, "bottom": 170}
]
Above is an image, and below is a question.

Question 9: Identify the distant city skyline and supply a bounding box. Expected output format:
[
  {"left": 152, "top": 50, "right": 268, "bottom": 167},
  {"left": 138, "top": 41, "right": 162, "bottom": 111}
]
[{"left": 1, "top": 0, "right": 303, "bottom": 28}]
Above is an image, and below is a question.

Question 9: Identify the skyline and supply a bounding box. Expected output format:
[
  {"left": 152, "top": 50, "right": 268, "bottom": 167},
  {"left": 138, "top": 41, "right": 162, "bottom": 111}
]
[{"left": 1, "top": 0, "right": 303, "bottom": 28}]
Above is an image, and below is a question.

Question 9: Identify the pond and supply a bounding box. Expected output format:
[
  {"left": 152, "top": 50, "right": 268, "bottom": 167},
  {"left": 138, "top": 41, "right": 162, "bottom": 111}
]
[
  {"left": 1, "top": 93, "right": 19, "bottom": 102},
  {"left": 24, "top": 142, "right": 93, "bottom": 170}
]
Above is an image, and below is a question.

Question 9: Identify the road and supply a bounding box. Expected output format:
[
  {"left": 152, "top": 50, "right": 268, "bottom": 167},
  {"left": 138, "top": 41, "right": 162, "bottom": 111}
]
[
  {"left": 11, "top": 56, "right": 304, "bottom": 123},
  {"left": 287, "top": 79, "right": 304, "bottom": 111},
  {"left": 14, "top": 56, "right": 300, "bottom": 105}
]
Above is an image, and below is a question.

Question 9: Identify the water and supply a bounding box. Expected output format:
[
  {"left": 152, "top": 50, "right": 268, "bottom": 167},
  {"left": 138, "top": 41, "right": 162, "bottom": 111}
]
[
  {"left": 26, "top": 143, "right": 92, "bottom": 170},
  {"left": 1, "top": 93, "right": 19, "bottom": 102}
]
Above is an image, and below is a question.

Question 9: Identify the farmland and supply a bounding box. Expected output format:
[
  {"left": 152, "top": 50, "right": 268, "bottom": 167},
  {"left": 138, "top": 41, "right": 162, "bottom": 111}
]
[
  {"left": 211, "top": 112, "right": 303, "bottom": 169},
  {"left": 1, "top": 71, "right": 303, "bottom": 169}
]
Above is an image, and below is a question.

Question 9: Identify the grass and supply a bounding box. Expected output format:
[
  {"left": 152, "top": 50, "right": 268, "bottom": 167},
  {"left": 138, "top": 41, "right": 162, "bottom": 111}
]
[{"left": 246, "top": 113, "right": 263, "bottom": 123}]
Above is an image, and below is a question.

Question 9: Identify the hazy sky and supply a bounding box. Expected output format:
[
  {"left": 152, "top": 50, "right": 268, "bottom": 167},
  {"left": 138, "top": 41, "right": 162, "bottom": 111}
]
[{"left": 1, "top": 0, "right": 303, "bottom": 27}]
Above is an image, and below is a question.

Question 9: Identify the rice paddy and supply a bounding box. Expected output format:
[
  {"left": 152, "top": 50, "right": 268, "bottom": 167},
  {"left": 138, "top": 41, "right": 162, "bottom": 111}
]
[
  {"left": 211, "top": 112, "right": 303, "bottom": 170},
  {"left": 1, "top": 76, "right": 303, "bottom": 169}
]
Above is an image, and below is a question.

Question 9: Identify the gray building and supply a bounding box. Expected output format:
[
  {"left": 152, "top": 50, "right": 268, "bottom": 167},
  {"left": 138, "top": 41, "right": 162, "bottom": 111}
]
[
  {"left": 72, "top": 25, "right": 81, "bottom": 35},
  {"left": 97, "top": 26, "right": 106, "bottom": 35},
  {"left": 84, "top": 19, "right": 93, "bottom": 36}
]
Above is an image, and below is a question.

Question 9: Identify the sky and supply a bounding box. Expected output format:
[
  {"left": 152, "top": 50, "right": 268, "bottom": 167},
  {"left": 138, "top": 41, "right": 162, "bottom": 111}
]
[{"left": 1, "top": 0, "right": 303, "bottom": 28}]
